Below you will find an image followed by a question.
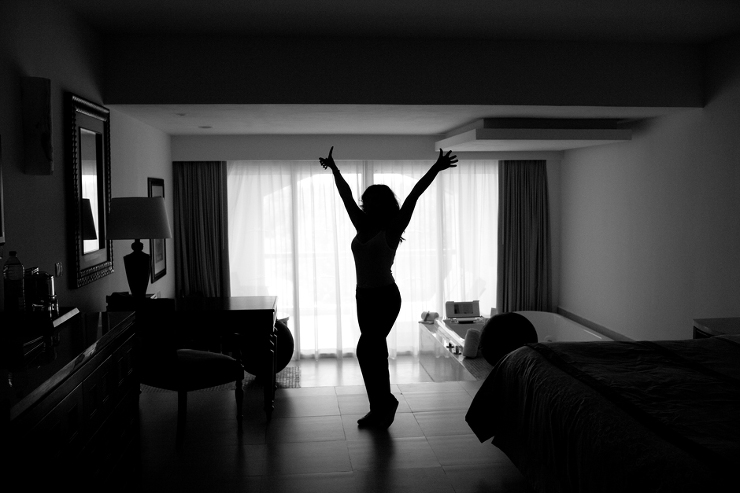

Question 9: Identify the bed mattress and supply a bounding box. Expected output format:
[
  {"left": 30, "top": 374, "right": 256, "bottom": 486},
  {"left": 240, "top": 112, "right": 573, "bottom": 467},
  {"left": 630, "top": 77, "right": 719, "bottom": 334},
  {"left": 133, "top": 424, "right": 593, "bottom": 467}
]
[{"left": 465, "top": 335, "right": 740, "bottom": 492}]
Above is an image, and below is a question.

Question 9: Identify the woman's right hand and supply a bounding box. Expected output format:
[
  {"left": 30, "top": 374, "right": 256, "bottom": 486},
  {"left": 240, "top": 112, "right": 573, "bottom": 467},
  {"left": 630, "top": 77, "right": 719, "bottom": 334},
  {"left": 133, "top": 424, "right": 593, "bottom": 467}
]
[
  {"left": 433, "top": 149, "right": 458, "bottom": 171},
  {"left": 320, "top": 146, "right": 337, "bottom": 171}
]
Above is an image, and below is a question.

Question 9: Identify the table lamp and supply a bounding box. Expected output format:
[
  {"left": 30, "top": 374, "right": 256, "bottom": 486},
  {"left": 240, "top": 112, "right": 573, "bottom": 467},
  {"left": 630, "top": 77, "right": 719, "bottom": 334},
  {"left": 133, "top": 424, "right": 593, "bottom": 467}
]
[{"left": 108, "top": 197, "right": 172, "bottom": 298}]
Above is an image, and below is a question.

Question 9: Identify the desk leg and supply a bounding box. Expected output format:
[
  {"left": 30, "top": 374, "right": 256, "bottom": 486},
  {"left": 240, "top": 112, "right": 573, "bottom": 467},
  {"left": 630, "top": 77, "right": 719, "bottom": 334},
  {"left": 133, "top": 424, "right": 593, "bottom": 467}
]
[{"left": 264, "top": 323, "right": 276, "bottom": 420}]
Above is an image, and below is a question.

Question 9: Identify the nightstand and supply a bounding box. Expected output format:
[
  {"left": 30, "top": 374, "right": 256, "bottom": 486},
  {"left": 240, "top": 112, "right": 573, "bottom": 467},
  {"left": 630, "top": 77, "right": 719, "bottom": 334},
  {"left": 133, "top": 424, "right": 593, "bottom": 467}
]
[{"left": 692, "top": 318, "right": 740, "bottom": 339}]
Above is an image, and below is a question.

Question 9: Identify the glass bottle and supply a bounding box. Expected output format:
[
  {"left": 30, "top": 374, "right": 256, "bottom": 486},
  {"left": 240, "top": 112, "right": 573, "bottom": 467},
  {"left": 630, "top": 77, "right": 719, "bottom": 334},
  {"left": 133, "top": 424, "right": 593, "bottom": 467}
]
[{"left": 3, "top": 251, "right": 26, "bottom": 312}]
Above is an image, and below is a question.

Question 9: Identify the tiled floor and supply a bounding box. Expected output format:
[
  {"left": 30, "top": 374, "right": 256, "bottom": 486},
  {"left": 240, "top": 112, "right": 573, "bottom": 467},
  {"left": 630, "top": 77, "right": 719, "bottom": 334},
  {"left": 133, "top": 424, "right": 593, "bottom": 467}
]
[{"left": 138, "top": 355, "right": 532, "bottom": 492}]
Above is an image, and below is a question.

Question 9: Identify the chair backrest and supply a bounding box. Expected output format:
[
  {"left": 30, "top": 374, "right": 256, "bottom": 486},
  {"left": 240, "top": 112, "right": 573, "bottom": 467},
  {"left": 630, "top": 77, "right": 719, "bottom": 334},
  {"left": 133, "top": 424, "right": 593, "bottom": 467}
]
[{"left": 135, "top": 298, "right": 178, "bottom": 369}]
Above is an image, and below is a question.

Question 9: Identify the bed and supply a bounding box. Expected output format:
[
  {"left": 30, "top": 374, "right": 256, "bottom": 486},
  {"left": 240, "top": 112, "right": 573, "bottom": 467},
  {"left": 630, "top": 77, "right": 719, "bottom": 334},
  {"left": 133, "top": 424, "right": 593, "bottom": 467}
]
[{"left": 465, "top": 335, "right": 740, "bottom": 493}]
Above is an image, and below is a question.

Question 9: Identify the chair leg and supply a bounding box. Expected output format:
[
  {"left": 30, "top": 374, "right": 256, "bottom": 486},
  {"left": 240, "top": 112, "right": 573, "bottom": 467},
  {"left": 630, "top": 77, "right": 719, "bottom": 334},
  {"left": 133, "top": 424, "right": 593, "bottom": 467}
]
[
  {"left": 177, "top": 391, "right": 187, "bottom": 428},
  {"left": 235, "top": 379, "right": 243, "bottom": 421}
]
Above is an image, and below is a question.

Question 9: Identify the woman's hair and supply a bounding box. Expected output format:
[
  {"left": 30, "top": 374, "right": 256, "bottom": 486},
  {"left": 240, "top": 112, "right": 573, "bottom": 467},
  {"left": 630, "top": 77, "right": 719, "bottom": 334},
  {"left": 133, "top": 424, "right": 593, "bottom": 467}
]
[{"left": 360, "top": 184, "right": 404, "bottom": 240}]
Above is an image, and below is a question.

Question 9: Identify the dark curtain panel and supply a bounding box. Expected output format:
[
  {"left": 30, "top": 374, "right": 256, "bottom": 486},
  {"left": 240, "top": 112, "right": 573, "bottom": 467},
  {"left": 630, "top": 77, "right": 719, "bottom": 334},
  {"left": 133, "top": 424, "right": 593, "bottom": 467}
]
[
  {"left": 497, "top": 160, "right": 552, "bottom": 312},
  {"left": 173, "top": 161, "right": 231, "bottom": 298}
]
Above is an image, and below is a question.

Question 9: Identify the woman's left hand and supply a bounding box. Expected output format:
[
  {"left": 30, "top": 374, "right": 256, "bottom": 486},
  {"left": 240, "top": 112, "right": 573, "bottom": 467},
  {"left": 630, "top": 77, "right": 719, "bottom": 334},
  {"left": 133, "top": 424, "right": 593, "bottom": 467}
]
[
  {"left": 320, "top": 146, "right": 337, "bottom": 171},
  {"left": 433, "top": 149, "right": 458, "bottom": 171}
]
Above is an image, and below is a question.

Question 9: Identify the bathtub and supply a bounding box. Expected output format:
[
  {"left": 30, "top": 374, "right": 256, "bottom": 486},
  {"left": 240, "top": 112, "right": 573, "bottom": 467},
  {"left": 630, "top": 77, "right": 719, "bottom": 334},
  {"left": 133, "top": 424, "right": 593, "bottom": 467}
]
[
  {"left": 421, "top": 311, "right": 609, "bottom": 381},
  {"left": 441, "top": 310, "right": 611, "bottom": 344},
  {"left": 515, "top": 311, "right": 611, "bottom": 342}
]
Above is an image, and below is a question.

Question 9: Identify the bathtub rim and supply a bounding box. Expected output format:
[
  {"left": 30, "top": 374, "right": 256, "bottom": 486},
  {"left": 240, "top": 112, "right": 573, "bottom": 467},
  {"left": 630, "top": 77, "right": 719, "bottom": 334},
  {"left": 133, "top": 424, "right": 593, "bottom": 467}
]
[
  {"left": 556, "top": 307, "right": 632, "bottom": 341},
  {"left": 512, "top": 308, "right": 630, "bottom": 342},
  {"left": 514, "top": 310, "right": 608, "bottom": 342}
]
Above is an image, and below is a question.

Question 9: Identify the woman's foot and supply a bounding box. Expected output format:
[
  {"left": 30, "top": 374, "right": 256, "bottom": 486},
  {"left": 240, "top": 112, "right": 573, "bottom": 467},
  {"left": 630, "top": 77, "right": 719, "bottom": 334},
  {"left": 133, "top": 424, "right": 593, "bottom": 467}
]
[
  {"left": 357, "top": 411, "right": 378, "bottom": 428},
  {"left": 374, "top": 396, "right": 399, "bottom": 429},
  {"left": 357, "top": 396, "right": 399, "bottom": 429}
]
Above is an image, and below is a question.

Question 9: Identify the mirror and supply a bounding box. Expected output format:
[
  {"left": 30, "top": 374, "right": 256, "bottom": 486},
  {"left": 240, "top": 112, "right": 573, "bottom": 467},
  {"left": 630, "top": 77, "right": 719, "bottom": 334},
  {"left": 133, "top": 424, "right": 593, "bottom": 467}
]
[
  {"left": 68, "top": 94, "right": 113, "bottom": 288},
  {"left": 80, "top": 129, "right": 101, "bottom": 253}
]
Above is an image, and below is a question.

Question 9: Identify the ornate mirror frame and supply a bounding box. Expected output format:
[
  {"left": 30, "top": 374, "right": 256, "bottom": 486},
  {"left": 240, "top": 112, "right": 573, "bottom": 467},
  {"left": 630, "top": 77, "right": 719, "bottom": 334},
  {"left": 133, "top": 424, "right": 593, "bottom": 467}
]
[
  {"left": 0, "top": 135, "right": 5, "bottom": 246},
  {"left": 68, "top": 93, "right": 113, "bottom": 288}
]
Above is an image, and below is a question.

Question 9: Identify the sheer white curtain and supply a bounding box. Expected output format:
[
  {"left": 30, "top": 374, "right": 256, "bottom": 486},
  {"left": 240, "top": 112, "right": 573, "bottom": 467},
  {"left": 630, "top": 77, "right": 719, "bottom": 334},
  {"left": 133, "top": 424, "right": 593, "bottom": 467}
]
[{"left": 227, "top": 160, "right": 498, "bottom": 360}]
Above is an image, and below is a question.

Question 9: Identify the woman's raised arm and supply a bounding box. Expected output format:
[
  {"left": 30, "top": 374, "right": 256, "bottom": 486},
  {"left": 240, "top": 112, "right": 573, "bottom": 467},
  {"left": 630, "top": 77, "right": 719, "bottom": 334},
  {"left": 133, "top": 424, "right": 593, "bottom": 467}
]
[
  {"left": 390, "top": 149, "right": 458, "bottom": 236},
  {"left": 320, "top": 146, "right": 365, "bottom": 230}
]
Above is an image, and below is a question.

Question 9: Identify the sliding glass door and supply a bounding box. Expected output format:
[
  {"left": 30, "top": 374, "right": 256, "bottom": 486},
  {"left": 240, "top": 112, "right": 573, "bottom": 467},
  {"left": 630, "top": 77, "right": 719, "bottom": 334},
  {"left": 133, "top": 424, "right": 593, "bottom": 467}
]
[{"left": 227, "top": 160, "right": 498, "bottom": 360}]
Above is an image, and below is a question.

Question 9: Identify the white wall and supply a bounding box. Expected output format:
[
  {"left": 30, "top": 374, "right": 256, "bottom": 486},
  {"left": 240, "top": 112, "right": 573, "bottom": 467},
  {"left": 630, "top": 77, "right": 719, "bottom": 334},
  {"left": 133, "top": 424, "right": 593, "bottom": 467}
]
[
  {"left": 0, "top": 0, "right": 175, "bottom": 311},
  {"left": 559, "top": 36, "right": 740, "bottom": 340},
  {"left": 110, "top": 109, "right": 175, "bottom": 299},
  {"left": 547, "top": 160, "right": 562, "bottom": 312}
]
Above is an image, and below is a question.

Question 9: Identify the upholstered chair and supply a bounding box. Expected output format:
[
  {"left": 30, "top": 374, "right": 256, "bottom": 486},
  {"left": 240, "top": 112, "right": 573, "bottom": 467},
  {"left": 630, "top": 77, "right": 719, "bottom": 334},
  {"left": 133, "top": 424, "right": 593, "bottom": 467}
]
[{"left": 134, "top": 298, "right": 244, "bottom": 428}]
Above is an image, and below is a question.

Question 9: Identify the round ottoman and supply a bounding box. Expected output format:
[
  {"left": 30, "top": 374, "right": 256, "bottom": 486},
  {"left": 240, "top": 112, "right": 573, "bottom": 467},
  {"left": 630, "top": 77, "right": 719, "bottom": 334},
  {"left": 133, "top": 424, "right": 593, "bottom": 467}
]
[
  {"left": 479, "top": 312, "right": 538, "bottom": 366},
  {"left": 242, "top": 318, "right": 294, "bottom": 377}
]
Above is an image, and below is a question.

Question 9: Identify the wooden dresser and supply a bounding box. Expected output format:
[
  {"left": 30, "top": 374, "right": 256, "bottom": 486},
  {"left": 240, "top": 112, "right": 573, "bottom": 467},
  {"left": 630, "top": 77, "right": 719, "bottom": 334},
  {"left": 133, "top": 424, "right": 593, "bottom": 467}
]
[{"left": 2, "top": 309, "right": 139, "bottom": 491}]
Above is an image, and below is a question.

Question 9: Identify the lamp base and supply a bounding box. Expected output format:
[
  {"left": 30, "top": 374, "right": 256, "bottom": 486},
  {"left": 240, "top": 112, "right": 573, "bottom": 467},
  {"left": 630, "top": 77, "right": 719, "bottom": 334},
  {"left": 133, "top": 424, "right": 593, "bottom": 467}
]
[{"left": 123, "top": 239, "right": 151, "bottom": 298}]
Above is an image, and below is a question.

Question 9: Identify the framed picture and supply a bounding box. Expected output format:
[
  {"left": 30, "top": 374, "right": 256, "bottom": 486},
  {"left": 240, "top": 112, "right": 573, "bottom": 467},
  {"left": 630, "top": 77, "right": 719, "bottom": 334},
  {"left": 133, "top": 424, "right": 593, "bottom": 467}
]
[{"left": 148, "top": 177, "right": 166, "bottom": 282}]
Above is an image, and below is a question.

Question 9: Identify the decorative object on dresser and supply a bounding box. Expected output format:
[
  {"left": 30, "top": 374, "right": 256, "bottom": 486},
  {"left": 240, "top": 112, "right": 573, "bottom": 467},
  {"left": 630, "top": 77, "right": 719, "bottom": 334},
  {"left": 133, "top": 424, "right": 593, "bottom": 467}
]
[
  {"left": 107, "top": 197, "right": 172, "bottom": 298},
  {"left": 67, "top": 93, "right": 113, "bottom": 287},
  {"left": 147, "top": 177, "right": 167, "bottom": 282}
]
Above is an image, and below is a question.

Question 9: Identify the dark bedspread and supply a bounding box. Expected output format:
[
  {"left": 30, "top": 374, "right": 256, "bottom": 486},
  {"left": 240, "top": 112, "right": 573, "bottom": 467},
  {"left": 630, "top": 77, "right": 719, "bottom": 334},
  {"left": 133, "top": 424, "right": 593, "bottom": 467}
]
[{"left": 465, "top": 335, "right": 740, "bottom": 493}]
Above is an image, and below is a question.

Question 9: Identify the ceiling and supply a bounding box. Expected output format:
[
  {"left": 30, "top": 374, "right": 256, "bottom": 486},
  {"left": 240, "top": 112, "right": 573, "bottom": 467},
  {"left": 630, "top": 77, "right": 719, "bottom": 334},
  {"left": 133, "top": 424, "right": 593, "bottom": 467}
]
[
  {"left": 64, "top": 0, "right": 740, "bottom": 43},
  {"left": 106, "top": 104, "right": 684, "bottom": 137},
  {"left": 65, "top": 0, "right": 740, "bottom": 144}
]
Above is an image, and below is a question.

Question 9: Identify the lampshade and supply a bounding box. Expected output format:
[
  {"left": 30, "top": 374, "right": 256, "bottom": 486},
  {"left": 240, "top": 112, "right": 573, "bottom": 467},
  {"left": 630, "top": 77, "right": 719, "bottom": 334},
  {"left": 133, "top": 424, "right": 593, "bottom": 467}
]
[{"left": 108, "top": 197, "right": 172, "bottom": 240}]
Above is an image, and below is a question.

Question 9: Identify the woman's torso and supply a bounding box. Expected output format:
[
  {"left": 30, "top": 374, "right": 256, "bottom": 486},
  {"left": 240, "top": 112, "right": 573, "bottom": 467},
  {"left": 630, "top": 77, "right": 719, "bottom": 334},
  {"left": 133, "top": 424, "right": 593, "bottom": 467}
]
[{"left": 351, "top": 229, "right": 398, "bottom": 289}]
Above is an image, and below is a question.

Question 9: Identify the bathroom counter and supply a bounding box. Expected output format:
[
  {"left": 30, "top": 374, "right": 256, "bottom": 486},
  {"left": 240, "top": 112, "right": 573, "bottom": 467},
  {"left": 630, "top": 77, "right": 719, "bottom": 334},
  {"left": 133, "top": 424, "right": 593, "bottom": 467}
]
[{"left": 418, "top": 320, "right": 477, "bottom": 382}]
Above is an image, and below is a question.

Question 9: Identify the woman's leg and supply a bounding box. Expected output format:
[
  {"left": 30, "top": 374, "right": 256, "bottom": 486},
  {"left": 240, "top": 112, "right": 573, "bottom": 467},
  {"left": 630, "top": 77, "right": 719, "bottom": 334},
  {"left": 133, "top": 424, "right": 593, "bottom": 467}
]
[{"left": 356, "top": 283, "right": 402, "bottom": 413}]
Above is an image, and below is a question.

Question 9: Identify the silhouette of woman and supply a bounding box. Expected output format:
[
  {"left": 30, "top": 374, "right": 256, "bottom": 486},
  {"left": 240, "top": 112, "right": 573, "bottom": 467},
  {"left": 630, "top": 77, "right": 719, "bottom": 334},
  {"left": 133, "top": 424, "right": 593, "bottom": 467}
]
[{"left": 320, "top": 146, "right": 458, "bottom": 428}]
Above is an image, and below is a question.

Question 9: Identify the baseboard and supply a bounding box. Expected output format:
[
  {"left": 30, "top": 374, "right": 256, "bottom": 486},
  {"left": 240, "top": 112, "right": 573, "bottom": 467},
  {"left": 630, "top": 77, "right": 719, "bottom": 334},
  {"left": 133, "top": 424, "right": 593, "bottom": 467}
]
[{"left": 557, "top": 307, "right": 632, "bottom": 341}]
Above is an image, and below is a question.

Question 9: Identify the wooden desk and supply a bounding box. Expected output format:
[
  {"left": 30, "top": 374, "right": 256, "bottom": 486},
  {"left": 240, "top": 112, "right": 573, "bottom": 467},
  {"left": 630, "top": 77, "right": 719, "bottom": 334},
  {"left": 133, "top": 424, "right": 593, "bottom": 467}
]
[
  {"left": 175, "top": 296, "right": 278, "bottom": 420},
  {"left": 693, "top": 317, "right": 740, "bottom": 338},
  {"left": 107, "top": 294, "right": 279, "bottom": 419}
]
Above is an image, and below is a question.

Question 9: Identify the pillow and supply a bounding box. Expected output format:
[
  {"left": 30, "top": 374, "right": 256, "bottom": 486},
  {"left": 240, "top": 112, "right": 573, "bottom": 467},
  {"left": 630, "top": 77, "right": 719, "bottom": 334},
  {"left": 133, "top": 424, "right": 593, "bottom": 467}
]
[{"left": 479, "top": 312, "right": 538, "bottom": 366}]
